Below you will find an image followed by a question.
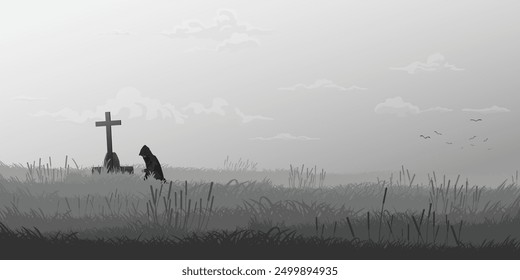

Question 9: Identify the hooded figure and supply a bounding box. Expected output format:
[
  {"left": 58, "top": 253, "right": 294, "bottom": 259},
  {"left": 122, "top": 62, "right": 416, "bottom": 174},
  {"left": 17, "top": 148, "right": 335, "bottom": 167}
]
[{"left": 139, "top": 145, "right": 166, "bottom": 182}]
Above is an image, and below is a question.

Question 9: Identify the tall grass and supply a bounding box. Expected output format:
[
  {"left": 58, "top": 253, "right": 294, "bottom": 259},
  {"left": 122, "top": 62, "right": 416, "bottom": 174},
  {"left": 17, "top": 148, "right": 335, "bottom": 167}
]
[
  {"left": 145, "top": 181, "right": 215, "bottom": 232},
  {"left": 288, "top": 164, "right": 326, "bottom": 188},
  {"left": 24, "top": 156, "right": 81, "bottom": 184},
  {"left": 1, "top": 161, "right": 520, "bottom": 246},
  {"left": 222, "top": 156, "right": 258, "bottom": 172}
]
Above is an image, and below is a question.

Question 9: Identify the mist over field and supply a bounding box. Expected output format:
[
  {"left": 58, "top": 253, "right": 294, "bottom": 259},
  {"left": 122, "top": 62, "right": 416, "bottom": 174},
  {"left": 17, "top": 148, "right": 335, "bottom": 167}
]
[
  {"left": 1, "top": 1, "right": 519, "bottom": 187},
  {"left": 3, "top": 0, "right": 520, "bottom": 263}
]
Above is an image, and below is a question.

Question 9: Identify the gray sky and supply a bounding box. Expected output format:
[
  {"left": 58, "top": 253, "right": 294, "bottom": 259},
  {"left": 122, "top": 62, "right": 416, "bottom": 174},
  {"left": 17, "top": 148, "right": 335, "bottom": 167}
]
[{"left": 1, "top": 1, "right": 519, "bottom": 184}]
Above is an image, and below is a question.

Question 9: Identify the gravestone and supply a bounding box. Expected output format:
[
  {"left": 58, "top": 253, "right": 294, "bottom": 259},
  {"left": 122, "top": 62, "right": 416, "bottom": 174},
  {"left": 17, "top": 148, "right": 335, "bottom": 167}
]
[{"left": 91, "top": 112, "right": 134, "bottom": 174}]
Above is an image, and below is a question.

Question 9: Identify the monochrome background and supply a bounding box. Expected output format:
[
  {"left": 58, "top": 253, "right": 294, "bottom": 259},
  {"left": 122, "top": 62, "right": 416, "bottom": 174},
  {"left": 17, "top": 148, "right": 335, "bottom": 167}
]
[{"left": 1, "top": 1, "right": 519, "bottom": 185}]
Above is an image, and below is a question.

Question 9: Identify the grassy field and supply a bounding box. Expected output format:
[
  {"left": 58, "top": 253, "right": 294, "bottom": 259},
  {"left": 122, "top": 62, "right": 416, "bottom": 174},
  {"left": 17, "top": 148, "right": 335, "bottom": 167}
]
[{"left": 1, "top": 159, "right": 520, "bottom": 259}]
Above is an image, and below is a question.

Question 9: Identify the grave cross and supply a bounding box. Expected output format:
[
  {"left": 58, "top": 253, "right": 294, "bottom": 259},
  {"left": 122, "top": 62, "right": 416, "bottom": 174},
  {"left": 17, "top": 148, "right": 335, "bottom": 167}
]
[{"left": 95, "top": 111, "right": 121, "bottom": 158}]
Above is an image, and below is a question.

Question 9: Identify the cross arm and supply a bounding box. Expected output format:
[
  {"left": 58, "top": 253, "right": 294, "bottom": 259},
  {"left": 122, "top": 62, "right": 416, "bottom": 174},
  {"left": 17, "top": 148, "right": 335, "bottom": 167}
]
[{"left": 95, "top": 120, "right": 122, "bottom": 127}]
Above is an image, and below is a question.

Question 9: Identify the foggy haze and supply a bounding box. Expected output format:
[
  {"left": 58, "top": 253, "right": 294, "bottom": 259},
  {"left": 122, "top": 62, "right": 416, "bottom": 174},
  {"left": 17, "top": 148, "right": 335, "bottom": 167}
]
[{"left": 1, "top": 1, "right": 519, "bottom": 185}]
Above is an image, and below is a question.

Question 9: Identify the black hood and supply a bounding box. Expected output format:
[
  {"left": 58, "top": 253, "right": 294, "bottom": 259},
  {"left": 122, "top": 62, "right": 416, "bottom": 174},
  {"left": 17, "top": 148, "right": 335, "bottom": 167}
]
[{"left": 139, "top": 145, "right": 152, "bottom": 157}]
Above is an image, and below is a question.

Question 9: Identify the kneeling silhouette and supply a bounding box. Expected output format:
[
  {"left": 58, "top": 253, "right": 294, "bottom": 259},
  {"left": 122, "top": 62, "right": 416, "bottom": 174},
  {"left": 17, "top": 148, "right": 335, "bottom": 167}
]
[{"left": 139, "top": 145, "right": 166, "bottom": 182}]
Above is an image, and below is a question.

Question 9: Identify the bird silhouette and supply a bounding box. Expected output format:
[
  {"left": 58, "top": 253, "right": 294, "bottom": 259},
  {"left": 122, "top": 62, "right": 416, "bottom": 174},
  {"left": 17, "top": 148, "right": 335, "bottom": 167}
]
[
  {"left": 445, "top": 142, "right": 453, "bottom": 145},
  {"left": 483, "top": 138, "right": 489, "bottom": 142},
  {"left": 434, "top": 131, "right": 442, "bottom": 135},
  {"left": 470, "top": 119, "right": 483, "bottom": 122},
  {"left": 469, "top": 136, "right": 477, "bottom": 140},
  {"left": 420, "top": 135, "right": 431, "bottom": 139}
]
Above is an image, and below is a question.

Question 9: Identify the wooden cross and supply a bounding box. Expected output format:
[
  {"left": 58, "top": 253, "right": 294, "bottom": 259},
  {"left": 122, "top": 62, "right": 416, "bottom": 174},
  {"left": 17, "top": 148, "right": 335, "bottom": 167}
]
[{"left": 95, "top": 112, "right": 121, "bottom": 157}]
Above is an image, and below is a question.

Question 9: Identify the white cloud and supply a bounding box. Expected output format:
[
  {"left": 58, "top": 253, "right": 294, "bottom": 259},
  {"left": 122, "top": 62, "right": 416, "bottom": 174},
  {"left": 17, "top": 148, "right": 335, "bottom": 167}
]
[
  {"left": 33, "top": 108, "right": 97, "bottom": 123},
  {"left": 162, "top": 9, "right": 269, "bottom": 41},
  {"left": 250, "top": 133, "right": 319, "bottom": 141},
  {"left": 182, "top": 98, "right": 229, "bottom": 115},
  {"left": 462, "top": 105, "right": 510, "bottom": 114},
  {"left": 31, "top": 88, "right": 276, "bottom": 127},
  {"left": 11, "top": 96, "right": 47, "bottom": 101},
  {"left": 278, "top": 79, "right": 366, "bottom": 92},
  {"left": 162, "top": 9, "right": 268, "bottom": 52},
  {"left": 344, "top": 85, "right": 368, "bottom": 91},
  {"left": 375, "top": 97, "right": 421, "bottom": 117},
  {"left": 234, "top": 108, "right": 274, "bottom": 123},
  {"left": 32, "top": 87, "right": 187, "bottom": 124},
  {"left": 374, "top": 97, "right": 452, "bottom": 117},
  {"left": 390, "top": 53, "right": 464, "bottom": 74},
  {"left": 217, "top": 34, "right": 260, "bottom": 52},
  {"left": 422, "top": 106, "right": 454, "bottom": 113},
  {"left": 444, "top": 63, "right": 464, "bottom": 71}
]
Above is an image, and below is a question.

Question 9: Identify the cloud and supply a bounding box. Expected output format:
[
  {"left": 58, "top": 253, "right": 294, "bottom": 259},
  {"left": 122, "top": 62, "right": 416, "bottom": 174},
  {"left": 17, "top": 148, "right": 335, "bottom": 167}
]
[
  {"left": 162, "top": 9, "right": 269, "bottom": 41},
  {"left": 374, "top": 97, "right": 452, "bottom": 117},
  {"left": 216, "top": 34, "right": 260, "bottom": 52},
  {"left": 344, "top": 85, "right": 368, "bottom": 91},
  {"left": 182, "top": 98, "right": 229, "bottom": 115},
  {"left": 422, "top": 106, "right": 454, "bottom": 113},
  {"left": 278, "top": 79, "right": 367, "bottom": 92},
  {"left": 462, "top": 105, "right": 511, "bottom": 114},
  {"left": 33, "top": 108, "right": 91, "bottom": 123},
  {"left": 250, "top": 133, "right": 319, "bottom": 141},
  {"left": 11, "top": 96, "right": 47, "bottom": 101},
  {"left": 162, "top": 9, "right": 269, "bottom": 52},
  {"left": 390, "top": 53, "right": 464, "bottom": 74},
  {"left": 32, "top": 87, "right": 187, "bottom": 124},
  {"left": 32, "top": 88, "right": 276, "bottom": 126},
  {"left": 234, "top": 108, "right": 274, "bottom": 123},
  {"left": 375, "top": 97, "right": 420, "bottom": 117}
]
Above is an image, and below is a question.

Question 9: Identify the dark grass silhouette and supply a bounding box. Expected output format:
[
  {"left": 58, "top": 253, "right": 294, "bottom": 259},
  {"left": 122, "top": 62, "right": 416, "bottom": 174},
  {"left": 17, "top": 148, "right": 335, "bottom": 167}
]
[
  {"left": 1, "top": 223, "right": 520, "bottom": 260},
  {"left": 3, "top": 162, "right": 520, "bottom": 259}
]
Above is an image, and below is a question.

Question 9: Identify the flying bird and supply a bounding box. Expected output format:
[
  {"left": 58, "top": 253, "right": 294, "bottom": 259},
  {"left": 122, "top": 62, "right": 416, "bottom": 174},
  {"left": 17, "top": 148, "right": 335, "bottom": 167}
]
[
  {"left": 469, "top": 136, "right": 477, "bottom": 140},
  {"left": 445, "top": 142, "right": 453, "bottom": 145},
  {"left": 470, "top": 119, "right": 483, "bottom": 122},
  {"left": 420, "top": 135, "right": 431, "bottom": 139},
  {"left": 483, "top": 138, "right": 489, "bottom": 142},
  {"left": 434, "top": 131, "right": 442, "bottom": 135}
]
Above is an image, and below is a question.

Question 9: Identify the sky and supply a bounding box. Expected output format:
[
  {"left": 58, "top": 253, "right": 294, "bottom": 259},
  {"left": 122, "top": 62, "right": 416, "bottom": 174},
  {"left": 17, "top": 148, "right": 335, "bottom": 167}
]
[{"left": 1, "top": 0, "right": 519, "bottom": 185}]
